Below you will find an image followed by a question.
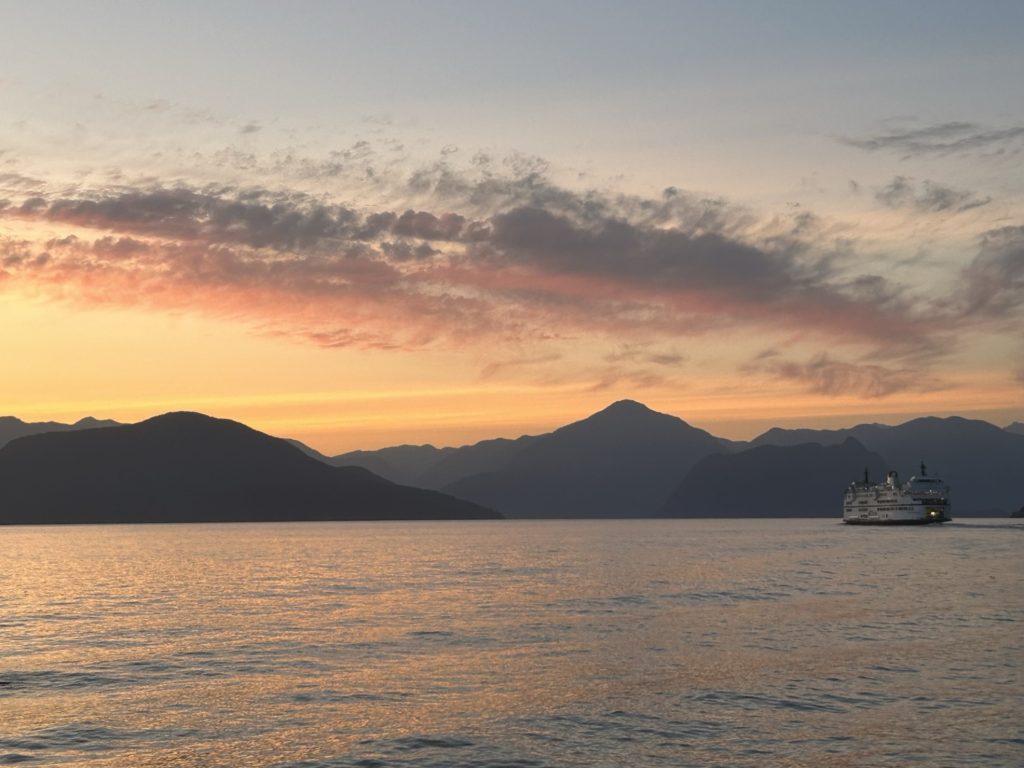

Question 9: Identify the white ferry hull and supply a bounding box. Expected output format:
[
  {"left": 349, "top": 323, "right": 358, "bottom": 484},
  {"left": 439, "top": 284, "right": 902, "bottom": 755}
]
[
  {"left": 843, "top": 466, "right": 950, "bottom": 525},
  {"left": 843, "top": 514, "right": 948, "bottom": 525}
]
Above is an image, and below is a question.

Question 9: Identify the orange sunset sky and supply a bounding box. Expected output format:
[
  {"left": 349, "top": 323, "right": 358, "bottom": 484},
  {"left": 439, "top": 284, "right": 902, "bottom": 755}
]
[{"left": 2, "top": 3, "right": 1022, "bottom": 453}]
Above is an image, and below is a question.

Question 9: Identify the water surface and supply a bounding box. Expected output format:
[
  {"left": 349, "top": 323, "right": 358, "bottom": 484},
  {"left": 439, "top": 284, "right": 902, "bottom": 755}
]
[{"left": 1, "top": 519, "right": 1021, "bottom": 766}]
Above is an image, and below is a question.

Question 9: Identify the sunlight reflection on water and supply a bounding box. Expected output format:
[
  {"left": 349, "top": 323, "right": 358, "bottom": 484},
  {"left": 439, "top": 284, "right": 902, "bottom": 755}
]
[{"left": 0, "top": 519, "right": 1021, "bottom": 767}]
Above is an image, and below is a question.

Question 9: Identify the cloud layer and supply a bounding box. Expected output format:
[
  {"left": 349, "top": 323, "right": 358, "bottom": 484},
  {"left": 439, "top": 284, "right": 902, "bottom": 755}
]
[
  {"left": 1, "top": 154, "right": 1018, "bottom": 400},
  {"left": 1, "top": 168, "right": 934, "bottom": 351}
]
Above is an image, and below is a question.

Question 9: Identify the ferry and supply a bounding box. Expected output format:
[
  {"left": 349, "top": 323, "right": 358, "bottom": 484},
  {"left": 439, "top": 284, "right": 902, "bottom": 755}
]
[{"left": 843, "top": 463, "right": 951, "bottom": 524}]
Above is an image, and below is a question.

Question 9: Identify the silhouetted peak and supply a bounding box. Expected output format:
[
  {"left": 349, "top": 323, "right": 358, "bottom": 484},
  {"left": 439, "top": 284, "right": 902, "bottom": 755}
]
[
  {"left": 140, "top": 411, "right": 242, "bottom": 430},
  {"left": 535, "top": 401, "right": 722, "bottom": 454},
  {"left": 144, "top": 410, "right": 217, "bottom": 422},
  {"left": 903, "top": 416, "right": 953, "bottom": 427},
  {"left": 73, "top": 416, "right": 112, "bottom": 427},
  {"left": 897, "top": 415, "right": 1009, "bottom": 437},
  {"left": 127, "top": 412, "right": 272, "bottom": 446},
  {"left": 908, "top": 415, "right": 985, "bottom": 427},
  {"left": 601, "top": 399, "right": 652, "bottom": 414},
  {"left": 0, "top": 415, "right": 118, "bottom": 431},
  {"left": 583, "top": 400, "right": 689, "bottom": 427}
]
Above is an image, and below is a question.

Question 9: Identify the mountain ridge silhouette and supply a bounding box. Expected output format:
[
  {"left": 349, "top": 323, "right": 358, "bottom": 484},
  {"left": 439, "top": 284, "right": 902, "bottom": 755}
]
[
  {"left": 0, "top": 412, "right": 497, "bottom": 524},
  {"left": 3, "top": 403, "right": 1022, "bottom": 519}
]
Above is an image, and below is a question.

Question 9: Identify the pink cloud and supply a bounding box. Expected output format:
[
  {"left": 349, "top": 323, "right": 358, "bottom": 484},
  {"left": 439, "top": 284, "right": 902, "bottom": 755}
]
[{"left": 1, "top": 180, "right": 951, "bottom": 359}]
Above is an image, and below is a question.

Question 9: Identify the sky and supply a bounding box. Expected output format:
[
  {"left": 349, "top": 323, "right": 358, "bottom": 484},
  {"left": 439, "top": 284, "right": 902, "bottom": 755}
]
[{"left": 1, "top": 1, "right": 1022, "bottom": 452}]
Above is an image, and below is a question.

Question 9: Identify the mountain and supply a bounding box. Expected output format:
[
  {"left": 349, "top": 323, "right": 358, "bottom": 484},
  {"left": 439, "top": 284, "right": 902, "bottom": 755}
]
[
  {"left": 418, "top": 435, "right": 542, "bottom": 489},
  {"left": 329, "top": 435, "right": 543, "bottom": 489},
  {"left": 716, "top": 436, "right": 750, "bottom": 452},
  {"left": 0, "top": 412, "right": 498, "bottom": 524},
  {"left": 330, "top": 444, "right": 453, "bottom": 485},
  {"left": 1006, "top": 422, "right": 1024, "bottom": 436},
  {"left": 751, "top": 416, "right": 1024, "bottom": 514},
  {"left": 660, "top": 438, "right": 888, "bottom": 517},
  {"left": 0, "top": 415, "right": 121, "bottom": 449},
  {"left": 283, "top": 438, "right": 335, "bottom": 463},
  {"left": 750, "top": 424, "right": 891, "bottom": 448},
  {"left": 843, "top": 417, "right": 1024, "bottom": 515},
  {"left": 441, "top": 400, "right": 727, "bottom": 518}
]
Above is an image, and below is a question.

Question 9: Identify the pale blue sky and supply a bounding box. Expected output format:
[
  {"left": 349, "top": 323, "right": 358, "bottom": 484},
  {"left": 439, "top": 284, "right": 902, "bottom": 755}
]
[
  {"left": 4, "top": 1, "right": 1021, "bottom": 204},
  {"left": 4, "top": 2, "right": 1021, "bottom": 122}
]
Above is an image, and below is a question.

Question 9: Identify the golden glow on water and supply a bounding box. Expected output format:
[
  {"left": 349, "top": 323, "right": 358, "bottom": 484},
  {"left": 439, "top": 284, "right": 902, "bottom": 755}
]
[{"left": 1, "top": 520, "right": 1021, "bottom": 767}]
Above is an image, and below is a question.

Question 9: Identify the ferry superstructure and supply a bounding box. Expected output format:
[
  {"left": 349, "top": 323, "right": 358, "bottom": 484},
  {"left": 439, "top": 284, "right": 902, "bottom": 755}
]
[{"left": 843, "top": 463, "right": 951, "bottom": 524}]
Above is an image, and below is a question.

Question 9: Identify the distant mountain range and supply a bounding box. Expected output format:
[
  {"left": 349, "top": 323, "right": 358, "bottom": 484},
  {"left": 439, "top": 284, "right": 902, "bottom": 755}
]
[
  {"left": 746, "top": 417, "right": 1024, "bottom": 514},
  {"left": 2, "top": 403, "right": 1022, "bottom": 520},
  {"left": 0, "top": 413, "right": 497, "bottom": 524},
  {"left": 332, "top": 434, "right": 542, "bottom": 491},
  {"left": 324, "top": 403, "right": 1024, "bottom": 517},
  {"left": 0, "top": 415, "right": 121, "bottom": 450},
  {"left": 322, "top": 404, "right": 1024, "bottom": 517},
  {"left": 660, "top": 438, "right": 889, "bottom": 517}
]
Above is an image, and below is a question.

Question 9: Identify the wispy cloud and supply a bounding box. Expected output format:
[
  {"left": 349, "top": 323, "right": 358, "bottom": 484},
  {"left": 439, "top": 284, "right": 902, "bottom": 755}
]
[
  {"left": 479, "top": 353, "right": 562, "bottom": 379},
  {"left": 958, "top": 225, "right": 1024, "bottom": 320},
  {"left": 603, "top": 344, "right": 687, "bottom": 368},
  {"left": 841, "top": 121, "right": 1024, "bottom": 158},
  {"left": 586, "top": 367, "right": 669, "bottom": 392},
  {"left": 743, "top": 351, "right": 946, "bottom": 398},
  {"left": 875, "top": 176, "right": 990, "bottom": 213},
  {"left": 0, "top": 172, "right": 46, "bottom": 191}
]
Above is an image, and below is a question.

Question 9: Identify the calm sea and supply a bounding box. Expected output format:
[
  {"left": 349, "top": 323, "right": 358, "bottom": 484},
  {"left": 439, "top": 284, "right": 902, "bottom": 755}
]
[{"left": 1, "top": 519, "right": 1021, "bottom": 767}]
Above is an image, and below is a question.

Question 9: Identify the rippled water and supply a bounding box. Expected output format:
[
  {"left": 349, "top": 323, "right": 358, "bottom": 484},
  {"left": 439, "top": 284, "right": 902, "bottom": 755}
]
[{"left": 1, "top": 519, "right": 1021, "bottom": 767}]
